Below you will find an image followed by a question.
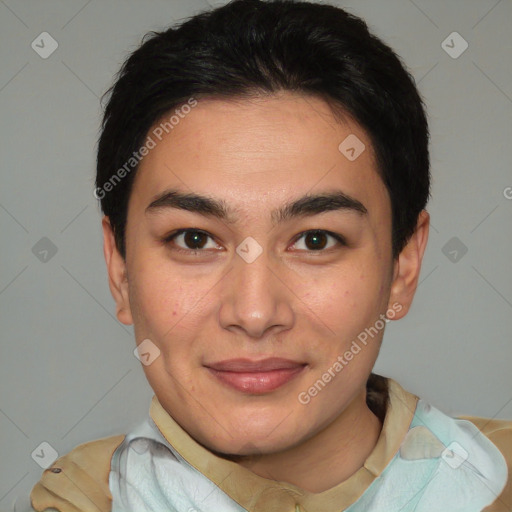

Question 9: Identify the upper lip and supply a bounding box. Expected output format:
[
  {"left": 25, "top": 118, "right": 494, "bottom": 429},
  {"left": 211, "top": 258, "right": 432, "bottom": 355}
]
[{"left": 205, "top": 358, "right": 305, "bottom": 372}]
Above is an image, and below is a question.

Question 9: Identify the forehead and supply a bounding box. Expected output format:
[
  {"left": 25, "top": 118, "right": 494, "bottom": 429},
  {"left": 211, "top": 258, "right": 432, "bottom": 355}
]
[{"left": 129, "top": 92, "right": 389, "bottom": 223}]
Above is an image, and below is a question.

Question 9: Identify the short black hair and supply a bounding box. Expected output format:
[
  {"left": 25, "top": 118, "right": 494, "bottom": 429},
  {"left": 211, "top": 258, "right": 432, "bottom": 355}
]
[{"left": 96, "top": 0, "right": 430, "bottom": 260}]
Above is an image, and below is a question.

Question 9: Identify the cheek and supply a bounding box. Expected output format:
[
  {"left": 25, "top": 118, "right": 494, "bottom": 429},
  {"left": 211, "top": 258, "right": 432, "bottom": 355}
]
[
  {"left": 128, "top": 258, "right": 207, "bottom": 341},
  {"left": 295, "top": 269, "right": 387, "bottom": 383},
  {"left": 302, "top": 267, "right": 382, "bottom": 329}
]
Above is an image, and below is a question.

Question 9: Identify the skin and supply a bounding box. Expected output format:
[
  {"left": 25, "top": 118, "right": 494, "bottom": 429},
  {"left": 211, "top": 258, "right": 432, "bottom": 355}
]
[{"left": 102, "top": 91, "right": 429, "bottom": 493}]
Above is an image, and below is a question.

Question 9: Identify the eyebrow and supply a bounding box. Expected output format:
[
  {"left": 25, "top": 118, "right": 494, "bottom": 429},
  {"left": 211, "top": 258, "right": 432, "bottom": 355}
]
[{"left": 145, "top": 187, "right": 367, "bottom": 225}]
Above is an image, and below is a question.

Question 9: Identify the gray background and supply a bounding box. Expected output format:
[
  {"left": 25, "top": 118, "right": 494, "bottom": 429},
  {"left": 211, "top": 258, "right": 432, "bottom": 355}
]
[{"left": 1, "top": 0, "right": 511, "bottom": 509}]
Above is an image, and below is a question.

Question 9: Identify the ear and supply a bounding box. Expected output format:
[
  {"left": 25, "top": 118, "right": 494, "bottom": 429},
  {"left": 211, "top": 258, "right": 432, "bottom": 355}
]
[
  {"left": 102, "top": 216, "right": 133, "bottom": 325},
  {"left": 387, "top": 210, "right": 430, "bottom": 320}
]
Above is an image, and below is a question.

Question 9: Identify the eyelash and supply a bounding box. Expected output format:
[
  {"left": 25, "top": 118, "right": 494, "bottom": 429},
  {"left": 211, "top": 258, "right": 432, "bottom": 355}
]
[{"left": 162, "top": 229, "right": 347, "bottom": 255}]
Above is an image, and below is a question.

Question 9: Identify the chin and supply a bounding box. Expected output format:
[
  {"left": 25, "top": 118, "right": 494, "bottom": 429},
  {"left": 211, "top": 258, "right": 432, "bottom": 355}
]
[
  {"left": 199, "top": 420, "right": 305, "bottom": 458},
  {"left": 209, "top": 437, "right": 291, "bottom": 459}
]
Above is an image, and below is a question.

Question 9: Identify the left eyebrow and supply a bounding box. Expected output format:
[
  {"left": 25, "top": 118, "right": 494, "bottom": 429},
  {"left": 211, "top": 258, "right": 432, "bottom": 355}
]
[{"left": 145, "top": 187, "right": 367, "bottom": 226}]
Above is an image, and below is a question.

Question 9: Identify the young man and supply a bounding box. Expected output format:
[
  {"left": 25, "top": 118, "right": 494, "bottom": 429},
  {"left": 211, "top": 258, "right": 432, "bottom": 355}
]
[{"left": 30, "top": 0, "right": 511, "bottom": 510}]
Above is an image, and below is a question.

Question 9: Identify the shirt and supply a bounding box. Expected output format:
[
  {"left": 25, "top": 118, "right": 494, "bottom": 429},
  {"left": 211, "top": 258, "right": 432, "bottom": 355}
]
[{"left": 30, "top": 377, "right": 512, "bottom": 511}]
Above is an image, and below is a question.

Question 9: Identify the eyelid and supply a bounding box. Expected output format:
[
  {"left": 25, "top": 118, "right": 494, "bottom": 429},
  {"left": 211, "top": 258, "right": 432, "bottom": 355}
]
[
  {"left": 162, "top": 228, "right": 222, "bottom": 252},
  {"left": 163, "top": 228, "right": 209, "bottom": 244},
  {"left": 290, "top": 229, "right": 347, "bottom": 251}
]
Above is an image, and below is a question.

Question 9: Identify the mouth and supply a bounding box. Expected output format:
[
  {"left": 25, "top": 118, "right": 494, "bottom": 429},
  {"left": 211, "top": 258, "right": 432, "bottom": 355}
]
[{"left": 204, "top": 358, "right": 307, "bottom": 394}]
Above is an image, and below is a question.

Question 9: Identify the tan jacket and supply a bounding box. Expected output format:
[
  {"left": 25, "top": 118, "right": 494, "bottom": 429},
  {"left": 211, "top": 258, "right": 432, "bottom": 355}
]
[{"left": 30, "top": 382, "right": 512, "bottom": 512}]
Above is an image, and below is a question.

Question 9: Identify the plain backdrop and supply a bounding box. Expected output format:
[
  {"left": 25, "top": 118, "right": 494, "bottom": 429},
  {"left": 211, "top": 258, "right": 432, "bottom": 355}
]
[{"left": 0, "top": 0, "right": 511, "bottom": 509}]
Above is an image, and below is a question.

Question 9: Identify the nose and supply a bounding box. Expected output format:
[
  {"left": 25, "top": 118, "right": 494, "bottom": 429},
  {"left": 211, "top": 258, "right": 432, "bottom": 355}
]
[{"left": 218, "top": 243, "right": 295, "bottom": 340}]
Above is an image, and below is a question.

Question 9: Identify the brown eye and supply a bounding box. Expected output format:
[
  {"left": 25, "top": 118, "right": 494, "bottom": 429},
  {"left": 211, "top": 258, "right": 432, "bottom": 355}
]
[
  {"left": 163, "top": 229, "right": 219, "bottom": 253},
  {"left": 304, "top": 231, "right": 329, "bottom": 250},
  {"left": 182, "top": 230, "right": 209, "bottom": 249},
  {"left": 292, "top": 230, "right": 346, "bottom": 252}
]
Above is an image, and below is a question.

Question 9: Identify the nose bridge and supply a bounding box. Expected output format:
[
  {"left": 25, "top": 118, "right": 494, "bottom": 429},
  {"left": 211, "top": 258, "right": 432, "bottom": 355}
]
[
  {"left": 234, "top": 242, "right": 277, "bottom": 312},
  {"left": 219, "top": 238, "right": 293, "bottom": 337}
]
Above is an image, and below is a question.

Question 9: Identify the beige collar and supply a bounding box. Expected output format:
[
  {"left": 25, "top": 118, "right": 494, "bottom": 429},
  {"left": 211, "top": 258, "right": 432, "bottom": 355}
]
[{"left": 149, "top": 378, "right": 419, "bottom": 512}]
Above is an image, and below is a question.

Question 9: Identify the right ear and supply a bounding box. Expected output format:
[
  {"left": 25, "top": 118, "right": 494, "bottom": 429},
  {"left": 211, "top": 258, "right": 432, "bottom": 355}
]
[{"left": 102, "top": 216, "right": 133, "bottom": 325}]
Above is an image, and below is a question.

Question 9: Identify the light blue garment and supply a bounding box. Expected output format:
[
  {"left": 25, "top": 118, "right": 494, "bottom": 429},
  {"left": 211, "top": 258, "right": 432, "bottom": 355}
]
[
  {"left": 109, "top": 418, "right": 245, "bottom": 512},
  {"left": 109, "top": 399, "right": 508, "bottom": 512},
  {"left": 345, "top": 400, "right": 508, "bottom": 511}
]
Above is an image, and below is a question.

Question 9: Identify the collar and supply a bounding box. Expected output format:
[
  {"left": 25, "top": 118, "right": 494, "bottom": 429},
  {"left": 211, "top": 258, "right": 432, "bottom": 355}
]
[{"left": 148, "top": 378, "right": 418, "bottom": 512}]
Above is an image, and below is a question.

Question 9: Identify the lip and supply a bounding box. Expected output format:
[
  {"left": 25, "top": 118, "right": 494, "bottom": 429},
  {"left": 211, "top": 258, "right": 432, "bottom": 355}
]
[
  {"left": 206, "top": 357, "right": 305, "bottom": 372},
  {"left": 205, "top": 358, "right": 307, "bottom": 394}
]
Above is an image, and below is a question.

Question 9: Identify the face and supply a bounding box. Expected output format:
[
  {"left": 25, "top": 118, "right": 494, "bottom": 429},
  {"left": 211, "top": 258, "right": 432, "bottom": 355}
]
[{"left": 104, "top": 92, "right": 428, "bottom": 456}]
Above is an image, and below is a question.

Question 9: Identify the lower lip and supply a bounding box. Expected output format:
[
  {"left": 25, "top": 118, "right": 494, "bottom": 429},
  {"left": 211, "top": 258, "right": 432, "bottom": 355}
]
[{"left": 206, "top": 366, "right": 306, "bottom": 394}]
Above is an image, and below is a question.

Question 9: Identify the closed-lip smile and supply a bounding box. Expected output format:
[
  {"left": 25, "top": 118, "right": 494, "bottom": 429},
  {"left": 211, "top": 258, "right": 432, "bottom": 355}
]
[{"left": 204, "top": 358, "right": 307, "bottom": 393}]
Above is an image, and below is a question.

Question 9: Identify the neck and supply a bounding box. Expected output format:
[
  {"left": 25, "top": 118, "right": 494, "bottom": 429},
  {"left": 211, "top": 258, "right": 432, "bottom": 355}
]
[{"left": 235, "top": 388, "right": 382, "bottom": 493}]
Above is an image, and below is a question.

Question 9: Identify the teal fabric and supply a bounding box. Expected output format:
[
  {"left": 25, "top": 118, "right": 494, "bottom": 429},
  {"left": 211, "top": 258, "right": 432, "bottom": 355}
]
[{"left": 345, "top": 400, "right": 508, "bottom": 511}]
